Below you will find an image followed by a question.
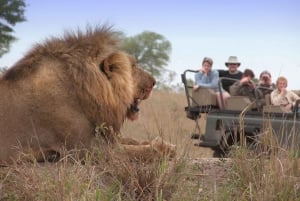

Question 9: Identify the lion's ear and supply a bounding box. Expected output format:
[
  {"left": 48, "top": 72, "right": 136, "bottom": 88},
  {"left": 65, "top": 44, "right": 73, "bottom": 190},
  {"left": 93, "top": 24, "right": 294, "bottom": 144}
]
[
  {"left": 128, "top": 55, "right": 137, "bottom": 66},
  {"left": 100, "top": 58, "right": 114, "bottom": 78}
]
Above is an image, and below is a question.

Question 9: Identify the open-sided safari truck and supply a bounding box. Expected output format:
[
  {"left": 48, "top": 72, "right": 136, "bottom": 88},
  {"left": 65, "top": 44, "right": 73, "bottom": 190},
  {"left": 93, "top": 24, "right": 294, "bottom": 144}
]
[{"left": 181, "top": 69, "right": 300, "bottom": 156}]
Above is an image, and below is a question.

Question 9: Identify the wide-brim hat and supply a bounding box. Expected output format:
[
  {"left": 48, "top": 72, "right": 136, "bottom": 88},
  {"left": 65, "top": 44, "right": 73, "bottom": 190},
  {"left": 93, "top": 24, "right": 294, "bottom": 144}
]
[{"left": 225, "top": 56, "right": 241, "bottom": 67}]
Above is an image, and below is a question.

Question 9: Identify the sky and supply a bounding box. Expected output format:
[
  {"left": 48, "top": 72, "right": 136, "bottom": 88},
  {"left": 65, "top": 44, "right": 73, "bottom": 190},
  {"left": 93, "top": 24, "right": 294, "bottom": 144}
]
[{"left": 1, "top": 0, "right": 300, "bottom": 89}]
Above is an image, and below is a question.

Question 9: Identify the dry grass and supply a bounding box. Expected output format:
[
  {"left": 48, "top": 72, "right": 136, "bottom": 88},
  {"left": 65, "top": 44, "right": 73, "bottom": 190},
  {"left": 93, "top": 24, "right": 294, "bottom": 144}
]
[
  {"left": 0, "top": 141, "right": 181, "bottom": 201},
  {"left": 122, "top": 90, "right": 213, "bottom": 159},
  {"left": 1, "top": 90, "right": 300, "bottom": 200},
  {"left": 124, "top": 90, "right": 300, "bottom": 200}
]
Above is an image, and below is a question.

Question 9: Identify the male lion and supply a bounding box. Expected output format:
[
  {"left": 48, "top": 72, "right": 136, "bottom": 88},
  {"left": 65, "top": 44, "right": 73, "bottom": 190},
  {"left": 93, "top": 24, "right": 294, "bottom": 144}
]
[{"left": 0, "top": 26, "right": 175, "bottom": 165}]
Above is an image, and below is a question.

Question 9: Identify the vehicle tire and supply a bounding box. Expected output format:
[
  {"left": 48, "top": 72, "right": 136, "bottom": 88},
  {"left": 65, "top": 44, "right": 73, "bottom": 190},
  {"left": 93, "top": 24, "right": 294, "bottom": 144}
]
[
  {"left": 212, "top": 146, "right": 227, "bottom": 157},
  {"left": 213, "top": 130, "right": 239, "bottom": 157}
]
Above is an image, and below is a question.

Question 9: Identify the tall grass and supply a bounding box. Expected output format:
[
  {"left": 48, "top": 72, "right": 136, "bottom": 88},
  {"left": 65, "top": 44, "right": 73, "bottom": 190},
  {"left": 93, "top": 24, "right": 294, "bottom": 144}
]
[
  {"left": 0, "top": 140, "right": 184, "bottom": 201},
  {"left": 0, "top": 90, "right": 300, "bottom": 200},
  {"left": 0, "top": 90, "right": 190, "bottom": 201}
]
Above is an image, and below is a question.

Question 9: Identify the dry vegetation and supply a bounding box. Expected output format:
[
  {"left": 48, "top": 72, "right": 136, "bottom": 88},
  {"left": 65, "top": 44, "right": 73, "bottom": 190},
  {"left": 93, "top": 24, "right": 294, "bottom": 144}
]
[{"left": 1, "top": 90, "right": 300, "bottom": 200}]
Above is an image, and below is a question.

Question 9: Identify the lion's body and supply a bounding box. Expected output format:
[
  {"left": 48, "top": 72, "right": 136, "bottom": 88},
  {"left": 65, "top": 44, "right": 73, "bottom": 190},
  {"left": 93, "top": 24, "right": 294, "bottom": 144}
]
[
  {"left": 0, "top": 26, "right": 158, "bottom": 164},
  {"left": 0, "top": 65, "right": 93, "bottom": 162}
]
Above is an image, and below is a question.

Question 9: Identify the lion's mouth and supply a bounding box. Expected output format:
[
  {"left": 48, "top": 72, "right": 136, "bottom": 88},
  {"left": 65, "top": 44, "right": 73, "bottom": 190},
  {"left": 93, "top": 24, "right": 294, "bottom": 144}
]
[
  {"left": 130, "top": 99, "right": 140, "bottom": 113},
  {"left": 127, "top": 87, "right": 152, "bottom": 120},
  {"left": 127, "top": 99, "right": 140, "bottom": 121}
]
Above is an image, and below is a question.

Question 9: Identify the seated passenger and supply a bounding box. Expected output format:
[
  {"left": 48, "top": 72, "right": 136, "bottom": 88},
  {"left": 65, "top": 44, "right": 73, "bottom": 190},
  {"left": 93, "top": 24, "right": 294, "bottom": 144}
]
[
  {"left": 218, "top": 56, "right": 243, "bottom": 93},
  {"left": 255, "top": 70, "right": 276, "bottom": 109},
  {"left": 257, "top": 70, "right": 276, "bottom": 93},
  {"left": 193, "top": 57, "right": 230, "bottom": 109},
  {"left": 229, "top": 69, "right": 256, "bottom": 101},
  {"left": 271, "top": 76, "right": 300, "bottom": 112}
]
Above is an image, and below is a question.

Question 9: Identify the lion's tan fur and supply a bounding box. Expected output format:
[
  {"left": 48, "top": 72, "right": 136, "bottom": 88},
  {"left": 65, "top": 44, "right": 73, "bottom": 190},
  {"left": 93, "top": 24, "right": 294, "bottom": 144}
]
[
  {"left": 120, "top": 136, "right": 176, "bottom": 163},
  {"left": 0, "top": 26, "right": 174, "bottom": 165}
]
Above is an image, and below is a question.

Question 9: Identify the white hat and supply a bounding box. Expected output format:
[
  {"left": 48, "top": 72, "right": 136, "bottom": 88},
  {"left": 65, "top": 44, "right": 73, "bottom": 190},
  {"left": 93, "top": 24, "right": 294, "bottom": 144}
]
[{"left": 225, "top": 56, "right": 241, "bottom": 67}]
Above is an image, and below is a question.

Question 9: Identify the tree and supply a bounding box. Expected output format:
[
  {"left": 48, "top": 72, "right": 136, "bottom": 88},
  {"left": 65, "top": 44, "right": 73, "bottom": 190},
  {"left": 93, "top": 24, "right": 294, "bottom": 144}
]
[
  {"left": 0, "top": 66, "right": 7, "bottom": 73},
  {"left": 120, "top": 31, "right": 174, "bottom": 88},
  {"left": 0, "top": 0, "right": 26, "bottom": 58}
]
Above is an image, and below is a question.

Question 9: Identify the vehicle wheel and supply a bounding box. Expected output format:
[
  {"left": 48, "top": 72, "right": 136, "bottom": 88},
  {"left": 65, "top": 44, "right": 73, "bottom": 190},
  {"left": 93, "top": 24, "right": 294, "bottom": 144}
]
[
  {"left": 216, "top": 131, "right": 263, "bottom": 157},
  {"left": 212, "top": 146, "right": 227, "bottom": 157},
  {"left": 214, "top": 130, "right": 239, "bottom": 158}
]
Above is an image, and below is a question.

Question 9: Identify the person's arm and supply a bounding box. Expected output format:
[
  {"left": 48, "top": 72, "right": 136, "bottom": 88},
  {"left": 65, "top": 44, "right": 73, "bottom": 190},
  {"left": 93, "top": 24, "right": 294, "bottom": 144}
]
[
  {"left": 289, "top": 91, "right": 300, "bottom": 103},
  {"left": 194, "top": 71, "right": 205, "bottom": 90},
  {"left": 194, "top": 71, "right": 218, "bottom": 88},
  {"left": 229, "top": 81, "right": 241, "bottom": 95},
  {"left": 194, "top": 72, "right": 202, "bottom": 89},
  {"left": 210, "top": 70, "right": 219, "bottom": 88}
]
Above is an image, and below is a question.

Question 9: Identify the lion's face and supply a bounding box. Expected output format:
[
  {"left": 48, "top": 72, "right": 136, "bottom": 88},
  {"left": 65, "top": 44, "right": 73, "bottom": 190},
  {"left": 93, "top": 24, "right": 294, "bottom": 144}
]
[
  {"left": 127, "top": 58, "right": 156, "bottom": 120},
  {"left": 99, "top": 52, "right": 155, "bottom": 123}
]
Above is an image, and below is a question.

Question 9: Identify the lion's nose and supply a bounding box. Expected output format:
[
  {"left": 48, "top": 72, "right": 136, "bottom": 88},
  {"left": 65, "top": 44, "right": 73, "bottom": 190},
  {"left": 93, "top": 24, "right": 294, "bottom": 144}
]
[
  {"left": 150, "top": 76, "right": 156, "bottom": 87},
  {"left": 152, "top": 79, "right": 156, "bottom": 87}
]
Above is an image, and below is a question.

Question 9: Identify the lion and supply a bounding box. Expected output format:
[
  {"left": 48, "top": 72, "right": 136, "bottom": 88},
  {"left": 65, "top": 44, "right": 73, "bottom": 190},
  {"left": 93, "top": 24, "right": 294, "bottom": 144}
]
[{"left": 0, "top": 25, "right": 175, "bottom": 165}]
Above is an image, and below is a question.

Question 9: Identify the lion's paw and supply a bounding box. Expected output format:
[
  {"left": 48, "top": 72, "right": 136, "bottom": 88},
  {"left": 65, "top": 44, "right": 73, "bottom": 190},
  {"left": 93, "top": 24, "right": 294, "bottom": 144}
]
[{"left": 151, "top": 136, "right": 176, "bottom": 159}]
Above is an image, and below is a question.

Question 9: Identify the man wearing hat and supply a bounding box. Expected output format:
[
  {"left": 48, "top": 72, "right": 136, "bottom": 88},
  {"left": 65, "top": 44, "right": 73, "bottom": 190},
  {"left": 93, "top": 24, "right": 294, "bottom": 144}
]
[{"left": 218, "top": 56, "right": 243, "bottom": 93}]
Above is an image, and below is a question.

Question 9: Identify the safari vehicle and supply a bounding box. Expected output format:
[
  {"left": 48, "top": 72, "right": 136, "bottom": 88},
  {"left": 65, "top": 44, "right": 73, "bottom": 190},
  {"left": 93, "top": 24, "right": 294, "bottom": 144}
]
[{"left": 181, "top": 69, "right": 300, "bottom": 156}]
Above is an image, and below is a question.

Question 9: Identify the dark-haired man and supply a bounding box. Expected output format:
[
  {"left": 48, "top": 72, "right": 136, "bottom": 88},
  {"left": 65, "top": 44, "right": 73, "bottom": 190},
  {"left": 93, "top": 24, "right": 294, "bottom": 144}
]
[{"left": 229, "top": 69, "right": 256, "bottom": 101}]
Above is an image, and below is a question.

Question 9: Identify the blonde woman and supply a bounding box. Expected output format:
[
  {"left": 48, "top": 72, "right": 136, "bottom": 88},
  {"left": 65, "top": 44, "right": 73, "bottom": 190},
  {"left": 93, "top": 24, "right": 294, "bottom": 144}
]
[{"left": 270, "top": 76, "right": 300, "bottom": 112}]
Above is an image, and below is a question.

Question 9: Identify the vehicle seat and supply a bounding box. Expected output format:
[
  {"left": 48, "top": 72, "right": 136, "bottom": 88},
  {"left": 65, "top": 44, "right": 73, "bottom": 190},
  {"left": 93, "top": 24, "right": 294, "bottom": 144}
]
[
  {"left": 263, "top": 94, "right": 285, "bottom": 113},
  {"left": 191, "top": 88, "right": 217, "bottom": 107},
  {"left": 225, "top": 96, "right": 253, "bottom": 111}
]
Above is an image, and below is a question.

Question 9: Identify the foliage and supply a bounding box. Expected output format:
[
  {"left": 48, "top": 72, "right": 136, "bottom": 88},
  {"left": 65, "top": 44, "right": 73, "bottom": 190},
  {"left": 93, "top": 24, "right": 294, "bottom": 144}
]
[
  {"left": 0, "top": 0, "right": 26, "bottom": 58},
  {"left": 120, "top": 31, "right": 175, "bottom": 89},
  {"left": 0, "top": 66, "right": 7, "bottom": 73}
]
